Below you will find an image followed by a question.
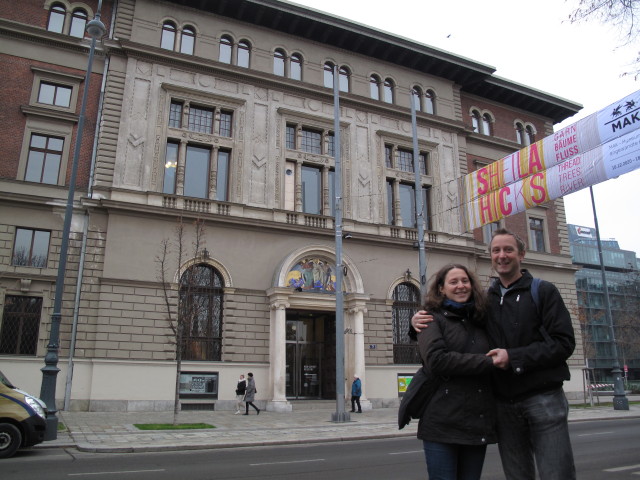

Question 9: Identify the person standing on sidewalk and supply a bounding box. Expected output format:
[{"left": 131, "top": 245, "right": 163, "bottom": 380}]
[
  {"left": 234, "top": 374, "right": 246, "bottom": 415},
  {"left": 244, "top": 372, "right": 260, "bottom": 415},
  {"left": 412, "top": 228, "right": 576, "bottom": 480},
  {"left": 351, "top": 375, "right": 362, "bottom": 413}
]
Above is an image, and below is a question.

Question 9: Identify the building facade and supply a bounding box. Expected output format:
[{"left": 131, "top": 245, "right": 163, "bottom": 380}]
[
  {"left": 569, "top": 224, "right": 640, "bottom": 384},
  {"left": 1, "top": 0, "right": 586, "bottom": 412}
]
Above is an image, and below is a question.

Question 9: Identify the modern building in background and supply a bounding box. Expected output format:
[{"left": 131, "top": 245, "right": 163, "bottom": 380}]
[
  {"left": 1, "top": 0, "right": 586, "bottom": 412},
  {"left": 569, "top": 224, "right": 640, "bottom": 384}
]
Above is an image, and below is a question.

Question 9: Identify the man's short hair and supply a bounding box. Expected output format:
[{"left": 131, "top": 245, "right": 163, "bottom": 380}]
[{"left": 489, "top": 228, "right": 526, "bottom": 253}]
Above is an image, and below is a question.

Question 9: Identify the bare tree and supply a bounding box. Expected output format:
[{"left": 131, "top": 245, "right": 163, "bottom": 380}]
[
  {"left": 568, "top": 0, "right": 640, "bottom": 77},
  {"left": 156, "top": 217, "right": 208, "bottom": 423}
]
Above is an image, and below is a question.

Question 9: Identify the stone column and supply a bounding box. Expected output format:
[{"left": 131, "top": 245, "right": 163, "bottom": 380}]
[{"left": 267, "top": 292, "right": 292, "bottom": 412}]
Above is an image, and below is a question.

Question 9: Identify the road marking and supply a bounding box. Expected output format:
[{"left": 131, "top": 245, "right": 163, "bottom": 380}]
[
  {"left": 389, "top": 450, "right": 423, "bottom": 455},
  {"left": 68, "top": 469, "right": 165, "bottom": 476},
  {"left": 577, "top": 431, "right": 613, "bottom": 436},
  {"left": 604, "top": 464, "right": 640, "bottom": 472},
  {"left": 251, "top": 459, "right": 325, "bottom": 466}
]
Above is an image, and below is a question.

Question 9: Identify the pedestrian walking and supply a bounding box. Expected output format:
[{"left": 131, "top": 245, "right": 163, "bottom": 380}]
[
  {"left": 235, "top": 374, "right": 246, "bottom": 414},
  {"left": 351, "top": 374, "right": 362, "bottom": 413},
  {"left": 244, "top": 372, "right": 260, "bottom": 415},
  {"left": 412, "top": 228, "right": 576, "bottom": 480}
]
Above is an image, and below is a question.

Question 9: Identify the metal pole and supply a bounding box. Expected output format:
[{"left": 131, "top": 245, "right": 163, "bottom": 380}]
[
  {"left": 589, "top": 186, "right": 629, "bottom": 410},
  {"left": 40, "top": 3, "right": 106, "bottom": 439},
  {"left": 410, "top": 90, "right": 427, "bottom": 298},
  {"left": 331, "top": 65, "right": 349, "bottom": 422}
]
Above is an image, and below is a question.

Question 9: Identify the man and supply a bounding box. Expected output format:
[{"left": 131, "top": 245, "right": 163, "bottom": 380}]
[
  {"left": 351, "top": 374, "right": 362, "bottom": 413},
  {"left": 412, "top": 228, "right": 576, "bottom": 480}
]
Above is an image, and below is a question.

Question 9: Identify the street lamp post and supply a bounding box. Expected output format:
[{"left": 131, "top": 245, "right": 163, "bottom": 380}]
[
  {"left": 39, "top": 4, "right": 106, "bottom": 440},
  {"left": 589, "top": 186, "right": 629, "bottom": 411}
]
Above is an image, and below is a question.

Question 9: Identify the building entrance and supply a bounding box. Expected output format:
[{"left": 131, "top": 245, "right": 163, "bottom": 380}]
[{"left": 285, "top": 310, "right": 336, "bottom": 399}]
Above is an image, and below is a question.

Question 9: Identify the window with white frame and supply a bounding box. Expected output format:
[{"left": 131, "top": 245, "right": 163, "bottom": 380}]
[
  {"left": 46, "top": 2, "right": 95, "bottom": 38},
  {"left": 370, "top": 74, "right": 381, "bottom": 100},
  {"left": 47, "top": 3, "right": 66, "bottom": 33},
  {"left": 69, "top": 8, "right": 88, "bottom": 38},
  {"left": 383, "top": 78, "right": 394, "bottom": 104},
  {"left": 273, "top": 50, "right": 303, "bottom": 80},
  {"left": 411, "top": 87, "right": 435, "bottom": 114},
  {"left": 323, "top": 62, "right": 349, "bottom": 92}
]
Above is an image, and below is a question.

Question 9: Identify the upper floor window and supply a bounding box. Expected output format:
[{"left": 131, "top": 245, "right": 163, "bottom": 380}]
[
  {"left": 424, "top": 89, "right": 435, "bottom": 114},
  {"left": 290, "top": 53, "right": 302, "bottom": 81},
  {"left": 69, "top": 8, "right": 88, "bottom": 38},
  {"left": 37, "top": 82, "right": 72, "bottom": 108},
  {"left": 471, "top": 110, "right": 481, "bottom": 133},
  {"left": 383, "top": 78, "right": 394, "bottom": 104},
  {"left": 47, "top": 3, "right": 66, "bottom": 33},
  {"left": 168, "top": 100, "right": 233, "bottom": 138},
  {"left": 12, "top": 228, "right": 50, "bottom": 268},
  {"left": 188, "top": 105, "right": 214, "bottom": 134},
  {"left": 25, "top": 134, "right": 63, "bottom": 184},
  {"left": 219, "top": 35, "right": 232, "bottom": 64},
  {"left": 323, "top": 63, "right": 349, "bottom": 92},
  {"left": 274, "top": 49, "right": 286, "bottom": 76},
  {"left": 412, "top": 87, "right": 436, "bottom": 114},
  {"left": 386, "top": 144, "right": 428, "bottom": 175},
  {"left": 180, "top": 26, "right": 195, "bottom": 55},
  {"left": 525, "top": 125, "right": 536, "bottom": 145},
  {"left": 286, "top": 124, "right": 334, "bottom": 157},
  {"left": 237, "top": 40, "right": 250, "bottom": 68},
  {"left": 529, "top": 217, "right": 546, "bottom": 252},
  {"left": 482, "top": 113, "right": 492, "bottom": 136},
  {"left": 482, "top": 221, "right": 501, "bottom": 244},
  {"left": 515, "top": 122, "right": 525, "bottom": 145},
  {"left": 370, "top": 74, "right": 381, "bottom": 100},
  {"left": 471, "top": 109, "right": 492, "bottom": 135},
  {"left": 411, "top": 87, "right": 422, "bottom": 111},
  {"left": 169, "top": 101, "right": 183, "bottom": 128},
  {"left": 387, "top": 180, "right": 430, "bottom": 228},
  {"left": 161, "top": 22, "right": 177, "bottom": 50}
]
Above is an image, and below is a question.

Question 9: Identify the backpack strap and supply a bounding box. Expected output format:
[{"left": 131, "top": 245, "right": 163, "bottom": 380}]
[{"left": 531, "top": 277, "right": 541, "bottom": 314}]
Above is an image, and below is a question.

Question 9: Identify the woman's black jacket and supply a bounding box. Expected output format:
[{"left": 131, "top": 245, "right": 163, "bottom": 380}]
[{"left": 416, "top": 306, "right": 497, "bottom": 445}]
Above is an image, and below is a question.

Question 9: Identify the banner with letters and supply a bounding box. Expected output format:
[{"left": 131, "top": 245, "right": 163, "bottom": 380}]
[{"left": 460, "top": 89, "right": 640, "bottom": 231}]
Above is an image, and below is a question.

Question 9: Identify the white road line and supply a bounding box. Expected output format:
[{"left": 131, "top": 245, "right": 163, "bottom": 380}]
[
  {"left": 68, "top": 469, "right": 165, "bottom": 476},
  {"left": 577, "top": 431, "right": 613, "bottom": 436},
  {"left": 388, "top": 450, "right": 423, "bottom": 455},
  {"left": 604, "top": 464, "right": 640, "bottom": 472},
  {"left": 251, "top": 459, "right": 325, "bottom": 466}
]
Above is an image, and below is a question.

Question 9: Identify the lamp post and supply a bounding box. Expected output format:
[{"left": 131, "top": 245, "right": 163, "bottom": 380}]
[
  {"left": 589, "top": 186, "right": 629, "bottom": 410},
  {"left": 40, "top": 4, "right": 106, "bottom": 440}
]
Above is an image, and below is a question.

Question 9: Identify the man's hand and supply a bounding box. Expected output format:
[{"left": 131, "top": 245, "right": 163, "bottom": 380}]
[
  {"left": 411, "top": 310, "right": 434, "bottom": 332},
  {"left": 487, "top": 348, "right": 510, "bottom": 370}
]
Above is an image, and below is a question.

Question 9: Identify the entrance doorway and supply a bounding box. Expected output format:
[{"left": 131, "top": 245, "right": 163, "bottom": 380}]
[{"left": 285, "top": 310, "right": 336, "bottom": 399}]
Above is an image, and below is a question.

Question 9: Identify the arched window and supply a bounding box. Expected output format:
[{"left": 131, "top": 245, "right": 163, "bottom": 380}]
[
  {"left": 273, "top": 49, "right": 286, "bottom": 76},
  {"left": 425, "top": 89, "right": 435, "bottom": 114},
  {"left": 515, "top": 122, "right": 525, "bottom": 144},
  {"left": 47, "top": 3, "right": 66, "bottom": 33},
  {"left": 412, "top": 86, "right": 422, "bottom": 111},
  {"left": 179, "top": 264, "right": 224, "bottom": 361},
  {"left": 525, "top": 125, "right": 536, "bottom": 145},
  {"left": 370, "top": 74, "right": 381, "bottom": 100},
  {"left": 180, "top": 26, "right": 195, "bottom": 55},
  {"left": 219, "top": 35, "right": 232, "bottom": 64},
  {"left": 323, "top": 62, "right": 334, "bottom": 88},
  {"left": 339, "top": 66, "right": 350, "bottom": 92},
  {"left": 383, "top": 78, "right": 394, "bottom": 104},
  {"left": 392, "top": 282, "right": 421, "bottom": 364},
  {"left": 237, "top": 40, "right": 250, "bottom": 68},
  {"left": 69, "top": 8, "right": 88, "bottom": 38},
  {"left": 471, "top": 109, "right": 481, "bottom": 133},
  {"left": 290, "top": 53, "right": 302, "bottom": 80},
  {"left": 161, "top": 22, "right": 177, "bottom": 50},
  {"left": 482, "top": 113, "right": 492, "bottom": 136}
]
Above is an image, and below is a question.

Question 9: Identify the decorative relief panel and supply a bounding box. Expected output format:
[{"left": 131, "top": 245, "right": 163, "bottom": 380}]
[{"left": 121, "top": 76, "right": 151, "bottom": 188}]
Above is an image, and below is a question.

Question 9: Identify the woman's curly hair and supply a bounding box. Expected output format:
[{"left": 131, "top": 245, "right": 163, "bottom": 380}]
[{"left": 423, "top": 263, "right": 487, "bottom": 317}]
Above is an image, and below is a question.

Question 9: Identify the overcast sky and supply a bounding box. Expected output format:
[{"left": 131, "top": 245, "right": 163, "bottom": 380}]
[{"left": 289, "top": 0, "right": 640, "bottom": 255}]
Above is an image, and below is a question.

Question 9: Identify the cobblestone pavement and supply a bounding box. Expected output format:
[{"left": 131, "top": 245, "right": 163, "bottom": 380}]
[{"left": 35, "top": 402, "right": 640, "bottom": 454}]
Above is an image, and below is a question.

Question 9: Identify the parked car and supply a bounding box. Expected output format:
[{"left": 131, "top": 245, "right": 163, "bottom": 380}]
[{"left": 0, "top": 371, "right": 47, "bottom": 458}]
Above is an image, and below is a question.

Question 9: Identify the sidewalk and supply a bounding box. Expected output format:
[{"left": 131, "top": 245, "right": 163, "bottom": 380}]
[{"left": 37, "top": 403, "right": 640, "bottom": 454}]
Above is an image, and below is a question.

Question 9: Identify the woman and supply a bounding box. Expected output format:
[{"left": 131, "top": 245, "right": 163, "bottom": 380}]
[
  {"left": 416, "top": 264, "right": 499, "bottom": 480},
  {"left": 244, "top": 372, "right": 260, "bottom": 415}
]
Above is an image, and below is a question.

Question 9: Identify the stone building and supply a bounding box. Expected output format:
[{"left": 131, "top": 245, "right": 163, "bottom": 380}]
[{"left": 0, "top": 0, "right": 585, "bottom": 412}]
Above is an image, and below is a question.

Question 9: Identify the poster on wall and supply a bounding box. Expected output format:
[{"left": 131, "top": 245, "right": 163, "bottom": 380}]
[
  {"left": 397, "top": 373, "right": 415, "bottom": 397},
  {"left": 179, "top": 372, "right": 219, "bottom": 399}
]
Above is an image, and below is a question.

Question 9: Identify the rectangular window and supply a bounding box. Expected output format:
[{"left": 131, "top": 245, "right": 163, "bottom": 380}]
[
  {"left": 327, "top": 133, "right": 335, "bottom": 157},
  {"left": 163, "top": 141, "right": 179, "bottom": 194},
  {"left": 184, "top": 145, "right": 210, "bottom": 198},
  {"left": 286, "top": 125, "right": 296, "bottom": 149},
  {"left": 398, "top": 149, "right": 413, "bottom": 172},
  {"left": 188, "top": 106, "right": 213, "bottom": 134},
  {"left": 218, "top": 111, "right": 232, "bottom": 137},
  {"left": 301, "top": 165, "right": 321, "bottom": 214},
  {"left": 300, "top": 128, "right": 322, "bottom": 154},
  {"left": 385, "top": 145, "right": 393, "bottom": 168},
  {"left": 25, "top": 134, "right": 63, "bottom": 184},
  {"left": 399, "top": 183, "right": 416, "bottom": 228},
  {"left": 529, "top": 217, "right": 546, "bottom": 252},
  {"left": 169, "top": 102, "right": 183, "bottom": 128},
  {"left": 38, "top": 82, "right": 72, "bottom": 107},
  {"left": 0, "top": 296, "right": 42, "bottom": 355},
  {"left": 216, "top": 150, "right": 230, "bottom": 201},
  {"left": 12, "top": 228, "right": 50, "bottom": 268},
  {"left": 482, "top": 221, "right": 500, "bottom": 244}
]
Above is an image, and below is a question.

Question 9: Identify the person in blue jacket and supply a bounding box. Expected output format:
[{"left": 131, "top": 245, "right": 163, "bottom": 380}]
[{"left": 350, "top": 374, "right": 362, "bottom": 413}]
